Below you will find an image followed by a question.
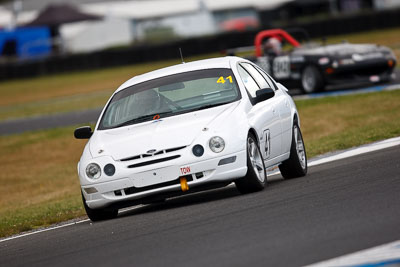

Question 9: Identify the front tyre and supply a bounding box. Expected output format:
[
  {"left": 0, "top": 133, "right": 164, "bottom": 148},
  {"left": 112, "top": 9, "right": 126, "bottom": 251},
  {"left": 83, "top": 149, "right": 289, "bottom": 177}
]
[
  {"left": 82, "top": 192, "right": 118, "bottom": 222},
  {"left": 301, "top": 65, "right": 324, "bottom": 93},
  {"left": 279, "top": 122, "right": 307, "bottom": 179},
  {"left": 235, "top": 134, "right": 267, "bottom": 194}
]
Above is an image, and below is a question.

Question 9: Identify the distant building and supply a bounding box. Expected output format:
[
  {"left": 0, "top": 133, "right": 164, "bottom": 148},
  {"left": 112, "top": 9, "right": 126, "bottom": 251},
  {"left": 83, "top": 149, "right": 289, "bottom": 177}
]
[
  {"left": 373, "top": 0, "right": 400, "bottom": 9},
  {"left": 281, "top": 0, "right": 377, "bottom": 18},
  {"left": 1, "top": 0, "right": 294, "bottom": 53}
]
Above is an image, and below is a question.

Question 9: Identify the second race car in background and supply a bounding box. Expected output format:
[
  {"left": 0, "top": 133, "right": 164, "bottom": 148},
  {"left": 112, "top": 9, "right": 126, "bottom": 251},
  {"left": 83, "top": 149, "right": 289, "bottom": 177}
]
[{"left": 228, "top": 29, "right": 397, "bottom": 93}]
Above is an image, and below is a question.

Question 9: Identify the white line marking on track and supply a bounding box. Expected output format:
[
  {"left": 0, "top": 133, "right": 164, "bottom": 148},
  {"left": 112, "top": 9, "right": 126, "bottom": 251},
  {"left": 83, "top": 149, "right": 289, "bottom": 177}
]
[
  {"left": 309, "top": 136, "right": 400, "bottom": 167},
  {"left": 0, "top": 219, "right": 90, "bottom": 243},
  {"left": 0, "top": 205, "right": 144, "bottom": 243},
  {"left": 305, "top": 240, "right": 400, "bottom": 267},
  {"left": 1, "top": 136, "right": 399, "bottom": 243},
  {"left": 268, "top": 136, "right": 400, "bottom": 176}
]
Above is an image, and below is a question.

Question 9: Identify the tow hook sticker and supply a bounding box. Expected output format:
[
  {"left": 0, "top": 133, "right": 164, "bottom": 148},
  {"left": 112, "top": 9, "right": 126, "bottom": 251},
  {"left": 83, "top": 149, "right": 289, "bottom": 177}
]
[{"left": 180, "top": 166, "right": 191, "bottom": 175}]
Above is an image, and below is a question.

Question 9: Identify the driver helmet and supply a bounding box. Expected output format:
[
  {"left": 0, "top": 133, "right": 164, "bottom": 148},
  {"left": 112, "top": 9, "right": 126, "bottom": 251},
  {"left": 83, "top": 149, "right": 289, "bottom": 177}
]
[
  {"left": 132, "top": 89, "right": 161, "bottom": 115},
  {"left": 264, "top": 37, "right": 282, "bottom": 56}
]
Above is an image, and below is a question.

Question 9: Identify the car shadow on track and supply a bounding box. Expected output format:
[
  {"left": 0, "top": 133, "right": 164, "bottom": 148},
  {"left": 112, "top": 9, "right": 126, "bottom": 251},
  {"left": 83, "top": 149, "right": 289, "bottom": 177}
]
[{"left": 117, "top": 177, "right": 285, "bottom": 219}]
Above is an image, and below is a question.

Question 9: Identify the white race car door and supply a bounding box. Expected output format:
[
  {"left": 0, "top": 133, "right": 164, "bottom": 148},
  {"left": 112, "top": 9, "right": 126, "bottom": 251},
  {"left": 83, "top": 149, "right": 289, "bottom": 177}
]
[
  {"left": 254, "top": 66, "right": 292, "bottom": 155},
  {"left": 238, "top": 63, "right": 282, "bottom": 161}
]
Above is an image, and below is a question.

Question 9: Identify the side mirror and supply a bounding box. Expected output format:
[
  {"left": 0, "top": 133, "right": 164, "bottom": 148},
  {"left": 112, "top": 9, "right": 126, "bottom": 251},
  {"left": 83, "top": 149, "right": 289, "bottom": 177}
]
[
  {"left": 74, "top": 126, "right": 93, "bottom": 139},
  {"left": 255, "top": 88, "right": 275, "bottom": 104}
]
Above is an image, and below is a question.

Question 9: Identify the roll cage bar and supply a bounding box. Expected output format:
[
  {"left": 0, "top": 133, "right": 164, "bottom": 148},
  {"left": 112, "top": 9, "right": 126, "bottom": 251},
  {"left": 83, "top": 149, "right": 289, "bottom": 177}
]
[{"left": 254, "top": 29, "right": 301, "bottom": 57}]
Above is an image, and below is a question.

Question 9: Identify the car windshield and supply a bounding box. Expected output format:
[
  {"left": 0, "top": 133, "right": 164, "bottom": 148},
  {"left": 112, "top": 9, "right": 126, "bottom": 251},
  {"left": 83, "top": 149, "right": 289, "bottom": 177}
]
[{"left": 98, "top": 68, "right": 241, "bottom": 130}]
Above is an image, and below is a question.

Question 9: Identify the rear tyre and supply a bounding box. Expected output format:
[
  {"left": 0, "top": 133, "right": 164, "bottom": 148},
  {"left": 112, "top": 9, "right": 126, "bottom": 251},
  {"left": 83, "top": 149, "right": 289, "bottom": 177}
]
[
  {"left": 82, "top": 193, "right": 118, "bottom": 222},
  {"left": 235, "top": 134, "right": 267, "bottom": 194},
  {"left": 279, "top": 122, "right": 307, "bottom": 179},
  {"left": 301, "top": 65, "right": 324, "bottom": 93}
]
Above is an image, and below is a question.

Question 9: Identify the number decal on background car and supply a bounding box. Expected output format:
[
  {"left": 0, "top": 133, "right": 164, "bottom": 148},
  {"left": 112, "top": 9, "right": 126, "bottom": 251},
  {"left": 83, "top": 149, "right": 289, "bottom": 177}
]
[
  {"left": 256, "top": 57, "right": 271, "bottom": 74},
  {"left": 273, "top": 56, "right": 290, "bottom": 79}
]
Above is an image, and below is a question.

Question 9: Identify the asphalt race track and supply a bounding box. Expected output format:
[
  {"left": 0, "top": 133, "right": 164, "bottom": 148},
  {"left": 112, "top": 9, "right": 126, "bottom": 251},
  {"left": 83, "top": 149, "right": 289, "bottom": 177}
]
[
  {"left": 1, "top": 146, "right": 399, "bottom": 267},
  {"left": 0, "top": 108, "right": 102, "bottom": 135}
]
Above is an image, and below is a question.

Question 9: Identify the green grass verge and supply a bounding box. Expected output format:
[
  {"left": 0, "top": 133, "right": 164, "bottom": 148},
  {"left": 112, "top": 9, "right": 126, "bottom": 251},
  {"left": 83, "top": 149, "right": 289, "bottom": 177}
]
[
  {"left": 0, "top": 126, "right": 87, "bottom": 237},
  {"left": 0, "top": 90, "right": 112, "bottom": 121},
  {"left": 0, "top": 196, "right": 85, "bottom": 236},
  {"left": 298, "top": 90, "right": 400, "bottom": 157},
  {"left": 1, "top": 89, "right": 400, "bottom": 238}
]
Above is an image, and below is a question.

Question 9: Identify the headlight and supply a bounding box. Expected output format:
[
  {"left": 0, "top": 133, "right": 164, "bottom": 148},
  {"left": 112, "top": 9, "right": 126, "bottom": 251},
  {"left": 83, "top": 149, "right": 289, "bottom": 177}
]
[
  {"left": 387, "top": 50, "right": 396, "bottom": 60},
  {"left": 86, "top": 163, "right": 101, "bottom": 179},
  {"left": 209, "top": 136, "right": 225, "bottom": 153}
]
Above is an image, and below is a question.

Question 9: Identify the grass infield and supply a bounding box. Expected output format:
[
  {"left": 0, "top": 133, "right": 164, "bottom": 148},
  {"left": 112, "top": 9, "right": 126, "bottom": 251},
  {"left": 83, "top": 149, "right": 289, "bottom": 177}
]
[{"left": 1, "top": 89, "right": 400, "bottom": 238}]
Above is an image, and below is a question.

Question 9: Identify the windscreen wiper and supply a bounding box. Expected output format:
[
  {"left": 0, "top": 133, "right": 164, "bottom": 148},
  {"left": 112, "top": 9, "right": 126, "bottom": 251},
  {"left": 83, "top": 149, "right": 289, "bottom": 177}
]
[
  {"left": 194, "top": 102, "right": 231, "bottom": 111},
  {"left": 114, "top": 111, "right": 175, "bottom": 128}
]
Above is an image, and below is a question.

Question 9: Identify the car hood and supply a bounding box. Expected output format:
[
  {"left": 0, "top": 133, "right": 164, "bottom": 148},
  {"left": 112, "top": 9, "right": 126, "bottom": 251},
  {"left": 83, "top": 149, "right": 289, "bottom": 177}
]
[
  {"left": 293, "top": 43, "right": 389, "bottom": 57},
  {"left": 89, "top": 102, "right": 240, "bottom": 160}
]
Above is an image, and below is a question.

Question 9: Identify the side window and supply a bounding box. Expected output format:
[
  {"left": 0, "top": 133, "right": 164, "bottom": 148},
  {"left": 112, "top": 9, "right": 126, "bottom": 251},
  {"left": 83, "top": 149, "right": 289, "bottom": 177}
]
[
  {"left": 255, "top": 65, "right": 278, "bottom": 90},
  {"left": 237, "top": 64, "right": 260, "bottom": 98},
  {"left": 241, "top": 63, "right": 271, "bottom": 90}
]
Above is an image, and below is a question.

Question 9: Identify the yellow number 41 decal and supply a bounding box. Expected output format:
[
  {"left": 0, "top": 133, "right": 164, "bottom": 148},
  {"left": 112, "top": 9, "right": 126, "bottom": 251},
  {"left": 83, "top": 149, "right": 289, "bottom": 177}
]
[{"left": 217, "top": 76, "right": 233, "bottom": 84}]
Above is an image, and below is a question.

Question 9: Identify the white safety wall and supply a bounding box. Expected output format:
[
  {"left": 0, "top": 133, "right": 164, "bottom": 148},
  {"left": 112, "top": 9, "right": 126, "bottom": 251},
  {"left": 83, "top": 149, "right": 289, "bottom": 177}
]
[{"left": 60, "top": 17, "right": 133, "bottom": 53}]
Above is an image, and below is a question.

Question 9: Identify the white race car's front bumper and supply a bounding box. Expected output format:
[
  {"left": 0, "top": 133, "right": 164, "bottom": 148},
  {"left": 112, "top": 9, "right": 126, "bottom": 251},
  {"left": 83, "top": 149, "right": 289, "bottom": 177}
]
[{"left": 82, "top": 150, "right": 247, "bottom": 209}]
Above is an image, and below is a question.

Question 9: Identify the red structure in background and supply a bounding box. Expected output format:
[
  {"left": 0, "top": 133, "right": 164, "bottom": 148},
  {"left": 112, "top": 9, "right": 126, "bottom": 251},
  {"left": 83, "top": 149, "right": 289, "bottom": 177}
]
[
  {"left": 220, "top": 17, "right": 260, "bottom": 32},
  {"left": 254, "top": 29, "right": 300, "bottom": 57}
]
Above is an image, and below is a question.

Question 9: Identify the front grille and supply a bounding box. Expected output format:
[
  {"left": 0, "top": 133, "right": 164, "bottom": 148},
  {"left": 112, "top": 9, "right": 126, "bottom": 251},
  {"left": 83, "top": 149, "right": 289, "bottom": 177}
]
[
  {"left": 127, "top": 155, "right": 181, "bottom": 168},
  {"left": 120, "top": 146, "right": 186, "bottom": 162},
  {"left": 165, "top": 146, "right": 186, "bottom": 153}
]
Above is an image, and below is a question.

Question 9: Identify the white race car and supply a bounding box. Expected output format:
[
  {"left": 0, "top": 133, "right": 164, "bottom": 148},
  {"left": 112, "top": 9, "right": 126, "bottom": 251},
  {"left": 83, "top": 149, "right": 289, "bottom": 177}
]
[{"left": 74, "top": 56, "right": 307, "bottom": 221}]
